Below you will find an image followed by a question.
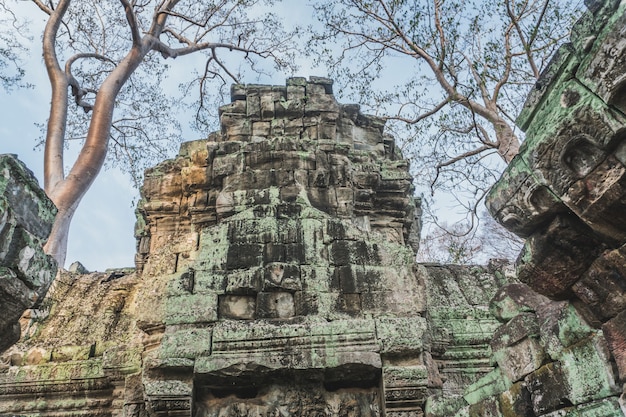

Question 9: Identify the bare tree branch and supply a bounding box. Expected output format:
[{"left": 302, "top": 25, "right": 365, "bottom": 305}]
[{"left": 120, "top": 0, "right": 142, "bottom": 47}]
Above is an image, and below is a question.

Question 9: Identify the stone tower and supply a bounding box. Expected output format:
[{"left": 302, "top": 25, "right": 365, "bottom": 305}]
[
  {"left": 2, "top": 1, "right": 624, "bottom": 411},
  {"left": 132, "top": 77, "right": 430, "bottom": 415}
]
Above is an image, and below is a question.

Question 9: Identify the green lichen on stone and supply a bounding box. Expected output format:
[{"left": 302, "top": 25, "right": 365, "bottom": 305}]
[
  {"left": 159, "top": 327, "right": 212, "bottom": 359},
  {"left": 164, "top": 292, "right": 218, "bottom": 325},
  {"left": 558, "top": 334, "right": 619, "bottom": 405},
  {"left": 376, "top": 317, "right": 427, "bottom": 354},
  {"left": 463, "top": 368, "right": 512, "bottom": 405},
  {"left": 425, "top": 396, "right": 469, "bottom": 417}
]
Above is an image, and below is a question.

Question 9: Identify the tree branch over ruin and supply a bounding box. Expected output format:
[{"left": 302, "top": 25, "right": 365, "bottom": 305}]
[
  {"left": 14, "top": 0, "right": 297, "bottom": 266},
  {"left": 311, "top": 0, "right": 582, "bottom": 253},
  {"left": 119, "top": 0, "right": 142, "bottom": 47}
]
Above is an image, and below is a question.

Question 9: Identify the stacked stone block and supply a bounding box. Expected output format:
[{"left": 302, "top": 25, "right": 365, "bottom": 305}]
[
  {"left": 130, "top": 77, "right": 435, "bottom": 416},
  {"left": 135, "top": 76, "right": 419, "bottom": 274},
  {"left": 482, "top": 1, "right": 626, "bottom": 416},
  {"left": 0, "top": 269, "right": 143, "bottom": 417},
  {"left": 0, "top": 154, "right": 57, "bottom": 352}
]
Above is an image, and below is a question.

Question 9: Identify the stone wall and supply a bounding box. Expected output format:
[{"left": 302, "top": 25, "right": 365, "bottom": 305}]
[
  {"left": 0, "top": 78, "right": 512, "bottom": 417},
  {"left": 134, "top": 76, "right": 420, "bottom": 273},
  {"left": 479, "top": 0, "right": 626, "bottom": 415},
  {"left": 0, "top": 0, "right": 625, "bottom": 413},
  {"left": 133, "top": 77, "right": 430, "bottom": 416},
  {"left": 0, "top": 154, "right": 57, "bottom": 353}
]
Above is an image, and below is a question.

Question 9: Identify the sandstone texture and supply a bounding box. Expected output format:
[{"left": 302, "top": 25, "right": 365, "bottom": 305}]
[
  {"left": 0, "top": 78, "right": 513, "bottom": 416},
  {"left": 0, "top": 154, "right": 57, "bottom": 353},
  {"left": 0, "top": 78, "right": 437, "bottom": 416},
  {"left": 481, "top": 1, "right": 626, "bottom": 416},
  {"left": 1, "top": 1, "right": 625, "bottom": 414}
]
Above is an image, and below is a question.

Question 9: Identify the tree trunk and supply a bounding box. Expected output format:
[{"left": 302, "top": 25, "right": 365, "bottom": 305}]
[
  {"left": 494, "top": 120, "right": 520, "bottom": 163},
  {"left": 43, "top": 201, "right": 79, "bottom": 267},
  {"left": 43, "top": 45, "right": 147, "bottom": 267}
]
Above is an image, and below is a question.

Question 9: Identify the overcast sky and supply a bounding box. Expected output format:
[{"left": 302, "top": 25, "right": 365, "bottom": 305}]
[
  {"left": 1, "top": 1, "right": 325, "bottom": 271},
  {"left": 1, "top": 1, "right": 500, "bottom": 271}
]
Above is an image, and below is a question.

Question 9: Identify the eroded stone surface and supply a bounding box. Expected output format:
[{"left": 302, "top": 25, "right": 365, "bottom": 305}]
[
  {"left": 0, "top": 154, "right": 57, "bottom": 353},
  {"left": 2, "top": 1, "right": 625, "bottom": 410},
  {"left": 482, "top": 1, "right": 626, "bottom": 416},
  {"left": 0, "top": 78, "right": 455, "bottom": 417}
]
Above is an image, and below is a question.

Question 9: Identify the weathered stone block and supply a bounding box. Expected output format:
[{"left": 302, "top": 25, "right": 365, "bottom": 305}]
[
  {"left": 0, "top": 266, "right": 38, "bottom": 324},
  {"left": 602, "top": 309, "right": 626, "bottom": 381},
  {"left": 0, "top": 321, "right": 20, "bottom": 353},
  {"left": 558, "top": 334, "right": 619, "bottom": 405},
  {"left": 331, "top": 264, "right": 382, "bottom": 293},
  {"left": 463, "top": 368, "right": 512, "bottom": 406},
  {"left": 490, "top": 283, "right": 548, "bottom": 322},
  {"left": 516, "top": 215, "right": 606, "bottom": 298},
  {"left": 199, "top": 319, "right": 381, "bottom": 378},
  {"left": 499, "top": 382, "right": 533, "bottom": 417},
  {"left": 218, "top": 99, "right": 246, "bottom": 115},
  {"left": 571, "top": 244, "right": 626, "bottom": 321},
  {"left": 525, "top": 362, "right": 571, "bottom": 415},
  {"left": 335, "top": 292, "right": 361, "bottom": 315},
  {"left": 262, "top": 263, "right": 301, "bottom": 291},
  {"left": 491, "top": 313, "right": 544, "bottom": 382},
  {"left": 576, "top": 1, "right": 626, "bottom": 103},
  {"left": 226, "top": 243, "right": 263, "bottom": 269},
  {"left": 165, "top": 293, "right": 218, "bottom": 325},
  {"left": 376, "top": 317, "right": 427, "bottom": 355},
  {"left": 0, "top": 155, "right": 57, "bottom": 239},
  {"left": 212, "top": 152, "right": 243, "bottom": 178},
  {"left": 256, "top": 291, "right": 296, "bottom": 319},
  {"left": 468, "top": 396, "right": 503, "bottom": 417},
  {"left": 537, "top": 302, "right": 594, "bottom": 359},
  {"left": 218, "top": 294, "right": 256, "bottom": 320},
  {"left": 425, "top": 395, "right": 469, "bottom": 417},
  {"left": 262, "top": 242, "right": 305, "bottom": 264},
  {"left": 516, "top": 42, "right": 575, "bottom": 130},
  {"left": 563, "top": 155, "right": 626, "bottom": 242},
  {"left": 259, "top": 94, "right": 275, "bottom": 120},
  {"left": 160, "top": 327, "right": 212, "bottom": 359},
  {"left": 295, "top": 290, "right": 321, "bottom": 315}
]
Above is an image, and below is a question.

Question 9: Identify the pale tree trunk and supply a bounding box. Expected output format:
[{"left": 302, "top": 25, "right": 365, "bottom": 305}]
[
  {"left": 38, "top": 0, "right": 181, "bottom": 267},
  {"left": 41, "top": 0, "right": 149, "bottom": 266},
  {"left": 44, "top": 48, "right": 146, "bottom": 267},
  {"left": 41, "top": 0, "right": 71, "bottom": 266},
  {"left": 494, "top": 120, "right": 520, "bottom": 163}
]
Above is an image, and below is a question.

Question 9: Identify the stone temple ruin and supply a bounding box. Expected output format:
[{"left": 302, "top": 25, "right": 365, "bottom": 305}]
[{"left": 1, "top": 0, "right": 626, "bottom": 416}]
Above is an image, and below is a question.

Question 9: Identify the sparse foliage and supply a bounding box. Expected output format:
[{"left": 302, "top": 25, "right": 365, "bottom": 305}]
[
  {"left": 417, "top": 211, "right": 523, "bottom": 264},
  {"left": 311, "top": 0, "right": 582, "bottom": 261},
  {"left": 4, "top": 0, "right": 297, "bottom": 266},
  {"left": 0, "top": 1, "right": 30, "bottom": 90}
]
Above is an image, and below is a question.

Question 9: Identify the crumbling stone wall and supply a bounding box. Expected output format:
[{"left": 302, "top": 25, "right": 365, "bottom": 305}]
[
  {"left": 0, "top": 77, "right": 513, "bottom": 417},
  {"left": 134, "top": 76, "right": 420, "bottom": 274},
  {"left": 474, "top": 0, "right": 626, "bottom": 415},
  {"left": 0, "top": 78, "right": 420, "bottom": 416},
  {"left": 1, "top": 0, "right": 624, "bottom": 411},
  {"left": 0, "top": 154, "right": 57, "bottom": 353},
  {"left": 133, "top": 77, "right": 431, "bottom": 416}
]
